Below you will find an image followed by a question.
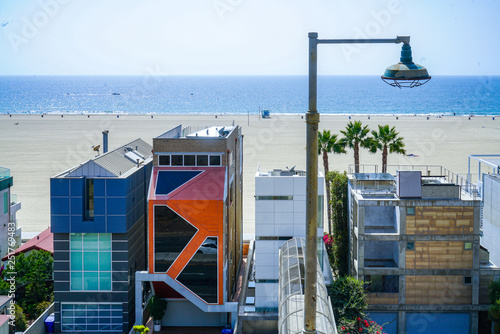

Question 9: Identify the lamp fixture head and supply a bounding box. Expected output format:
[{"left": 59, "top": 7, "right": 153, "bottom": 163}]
[{"left": 382, "top": 43, "right": 431, "bottom": 88}]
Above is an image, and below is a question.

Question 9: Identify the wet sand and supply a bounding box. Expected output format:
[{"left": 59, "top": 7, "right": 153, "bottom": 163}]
[{"left": 0, "top": 113, "right": 499, "bottom": 234}]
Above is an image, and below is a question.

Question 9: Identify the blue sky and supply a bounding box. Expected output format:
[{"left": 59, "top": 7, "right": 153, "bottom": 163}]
[{"left": 0, "top": 0, "right": 499, "bottom": 75}]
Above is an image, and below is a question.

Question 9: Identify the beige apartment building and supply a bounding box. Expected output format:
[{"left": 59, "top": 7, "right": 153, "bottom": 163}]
[{"left": 347, "top": 167, "right": 500, "bottom": 334}]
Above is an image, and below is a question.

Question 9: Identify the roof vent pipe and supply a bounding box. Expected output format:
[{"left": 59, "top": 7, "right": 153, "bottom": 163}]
[{"left": 102, "top": 130, "right": 109, "bottom": 153}]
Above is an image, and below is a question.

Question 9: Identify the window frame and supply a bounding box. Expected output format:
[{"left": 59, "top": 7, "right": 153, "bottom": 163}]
[
  {"left": 159, "top": 155, "right": 171, "bottom": 166},
  {"left": 70, "top": 233, "right": 112, "bottom": 292},
  {"left": 84, "top": 178, "right": 94, "bottom": 221},
  {"left": 406, "top": 207, "right": 415, "bottom": 216},
  {"left": 60, "top": 303, "right": 123, "bottom": 332}
]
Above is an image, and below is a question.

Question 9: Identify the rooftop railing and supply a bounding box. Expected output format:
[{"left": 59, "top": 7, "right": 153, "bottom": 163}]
[
  {"left": 0, "top": 167, "right": 10, "bottom": 179},
  {"left": 349, "top": 165, "right": 479, "bottom": 200}
]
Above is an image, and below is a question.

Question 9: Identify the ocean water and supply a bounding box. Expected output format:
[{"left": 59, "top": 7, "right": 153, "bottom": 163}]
[{"left": 0, "top": 75, "right": 498, "bottom": 116}]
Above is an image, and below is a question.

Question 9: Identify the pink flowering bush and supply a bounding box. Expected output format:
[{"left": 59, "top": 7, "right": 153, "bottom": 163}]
[
  {"left": 323, "top": 232, "right": 334, "bottom": 246},
  {"left": 337, "top": 317, "right": 386, "bottom": 334}
]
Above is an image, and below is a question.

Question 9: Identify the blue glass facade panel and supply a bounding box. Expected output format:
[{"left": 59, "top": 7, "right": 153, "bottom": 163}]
[
  {"left": 106, "top": 179, "right": 128, "bottom": 197},
  {"left": 106, "top": 197, "right": 126, "bottom": 215},
  {"left": 70, "top": 179, "right": 84, "bottom": 196},
  {"left": 94, "top": 215, "right": 105, "bottom": 228},
  {"left": 70, "top": 214, "right": 83, "bottom": 226},
  {"left": 51, "top": 215, "right": 70, "bottom": 233},
  {"left": 51, "top": 162, "right": 151, "bottom": 233},
  {"left": 71, "top": 198, "right": 83, "bottom": 215},
  {"left": 71, "top": 217, "right": 105, "bottom": 233},
  {"left": 406, "top": 312, "right": 469, "bottom": 334},
  {"left": 107, "top": 215, "right": 127, "bottom": 233},
  {"left": 368, "top": 312, "right": 397, "bottom": 334},
  {"left": 51, "top": 197, "right": 70, "bottom": 215},
  {"left": 94, "top": 179, "right": 106, "bottom": 197},
  {"left": 51, "top": 178, "right": 70, "bottom": 196},
  {"left": 94, "top": 196, "right": 105, "bottom": 216}
]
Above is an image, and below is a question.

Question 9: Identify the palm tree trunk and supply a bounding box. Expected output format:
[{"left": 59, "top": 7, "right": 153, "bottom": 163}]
[
  {"left": 322, "top": 151, "right": 332, "bottom": 234},
  {"left": 354, "top": 142, "right": 360, "bottom": 173},
  {"left": 382, "top": 145, "right": 388, "bottom": 173}
]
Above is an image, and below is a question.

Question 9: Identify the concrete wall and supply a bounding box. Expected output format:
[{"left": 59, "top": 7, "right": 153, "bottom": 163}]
[
  {"left": 23, "top": 302, "right": 54, "bottom": 334},
  {"left": 482, "top": 175, "right": 500, "bottom": 266},
  {"left": 421, "top": 184, "right": 460, "bottom": 199},
  {"left": 162, "top": 300, "right": 226, "bottom": 327},
  {"left": 364, "top": 206, "right": 396, "bottom": 229},
  {"left": 364, "top": 241, "right": 398, "bottom": 266}
]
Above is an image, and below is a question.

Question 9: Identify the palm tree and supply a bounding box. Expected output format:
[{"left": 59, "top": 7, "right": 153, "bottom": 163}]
[
  {"left": 369, "top": 125, "right": 406, "bottom": 173},
  {"left": 340, "top": 121, "right": 371, "bottom": 173},
  {"left": 318, "top": 130, "right": 346, "bottom": 234}
]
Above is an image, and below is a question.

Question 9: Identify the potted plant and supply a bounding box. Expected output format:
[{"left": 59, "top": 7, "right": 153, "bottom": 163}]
[{"left": 148, "top": 295, "right": 167, "bottom": 332}]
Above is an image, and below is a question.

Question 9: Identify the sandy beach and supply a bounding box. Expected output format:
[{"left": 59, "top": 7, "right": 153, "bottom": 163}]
[{"left": 0, "top": 113, "right": 499, "bottom": 234}]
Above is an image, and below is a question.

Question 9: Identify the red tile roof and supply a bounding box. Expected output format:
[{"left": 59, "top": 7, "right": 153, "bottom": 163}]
[
  {"left": 0, "top": 314, "right": 11, "bottom": 327},
  {"left": 1, "top": 228, "right": 53, "bottom": 261}
]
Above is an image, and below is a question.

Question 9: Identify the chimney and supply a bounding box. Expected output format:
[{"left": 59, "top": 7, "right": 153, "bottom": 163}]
[{"left": 102, "top": 130, "right": 109, "bottom": 153}]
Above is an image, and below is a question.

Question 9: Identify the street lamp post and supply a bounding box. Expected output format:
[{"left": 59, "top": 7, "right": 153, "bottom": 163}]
[{"left": 304, "top": 32, "right": 430, "bottom": 334}]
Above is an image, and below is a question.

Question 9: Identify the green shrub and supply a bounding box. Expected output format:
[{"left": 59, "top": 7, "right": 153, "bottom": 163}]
[
  {"left": 327, "top": 170, "right": 349, "bottom": 277},
  {"left": 148, "top": 295, "right": 167, "bottom": 321},
  {"left": 329, "top": 276, "right": 366, "bottom": 321},
  {"left": 14, "top": 304, "right": 27, "bottom": 331},
  {"left": 35, "top": 301, "right": 52, "bottom": 318}
]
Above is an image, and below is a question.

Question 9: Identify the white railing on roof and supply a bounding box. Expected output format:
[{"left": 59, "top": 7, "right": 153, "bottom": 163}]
[{"left": 0, "top": 167, "right": 10, "bottom": 179}]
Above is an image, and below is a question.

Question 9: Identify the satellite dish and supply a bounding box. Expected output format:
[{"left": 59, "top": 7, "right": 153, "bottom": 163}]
[{"left": 92, "top": 145, "right": 100, "bottom": 155}]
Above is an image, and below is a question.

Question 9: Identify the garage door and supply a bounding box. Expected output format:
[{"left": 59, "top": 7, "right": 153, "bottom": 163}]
[{"left": 406, "top": 312, "right": 469, "bottom": 334}]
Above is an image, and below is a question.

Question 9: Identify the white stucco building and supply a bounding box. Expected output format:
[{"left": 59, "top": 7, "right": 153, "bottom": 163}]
[{"left": 254, "top": 167, "right": 329, "bottom": 310}]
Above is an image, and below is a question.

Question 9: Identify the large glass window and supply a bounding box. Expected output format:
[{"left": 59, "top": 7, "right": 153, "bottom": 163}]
[
  {"left": 177, "top": 237, "right": 218, "bottom": 304},
  {"left": 85, "top": 179, "right": 94, "bottom": 220},
  {"left": 365, "top": 275, "right": 399, "bottom": 293},
  {"left": 184, "top": 155, "right": 195, "bottom": 166},
  {"left": 156, "top": 154, "right": 221, "bottom": 167},
  {"left": 317, "top": 195, "right": 324, "bottom": 228},
  {"left": 159, "top": 155, "right": 170, "bottom": 166},
  {"left": 154, "top": 206, "right": 197, "bottom": 272},
  {"left": 70, "top": 234, "right": 112, "bottom": 291},
  {"left": 3, "top": 192, "right": 7, "bottom": 214},
  {"left": 171, "top": 155, "right": 183, "bottom": 166},
  {"left": 209, "top": 155, "right": 221, "bottom": 166},
  {"left": 155, "top": 171, "right": 202, "bottom": 195},
  {"left": 61, "top": 303, "right": 122, "bottom": 332},
  {"left": 196, "top": 155, "right": 208, "bottom": 166}
]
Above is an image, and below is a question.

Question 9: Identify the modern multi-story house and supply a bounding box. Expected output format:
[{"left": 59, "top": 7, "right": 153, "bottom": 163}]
[
  {"left": 135, "top": 125, "right": 243, "bottom": 329},
  {"left": 253, "top": 167, "right": 328, "bottom": 310},
  {"left": 50, "top": 138, "right": 152, "bottom": 333},
  {"left": 347, "top": 167, "right": 499, "bottom": 334},
  {"left": 0, "top": 167, "right": 21, "bottom": 263}
]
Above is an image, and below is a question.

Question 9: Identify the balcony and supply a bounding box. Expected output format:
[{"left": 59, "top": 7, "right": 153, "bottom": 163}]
[
  {"left": 0, "top": 167, "right": 9, "bottom": 179},
  {"left": 10, "top": 194, "right": 21, "bottom": 213},
  {"left": 364, "top": 206, "right": 399, "bottom": 234},
  {"left": 364, "top": 241, "right": 399, "bottom": 269}
]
